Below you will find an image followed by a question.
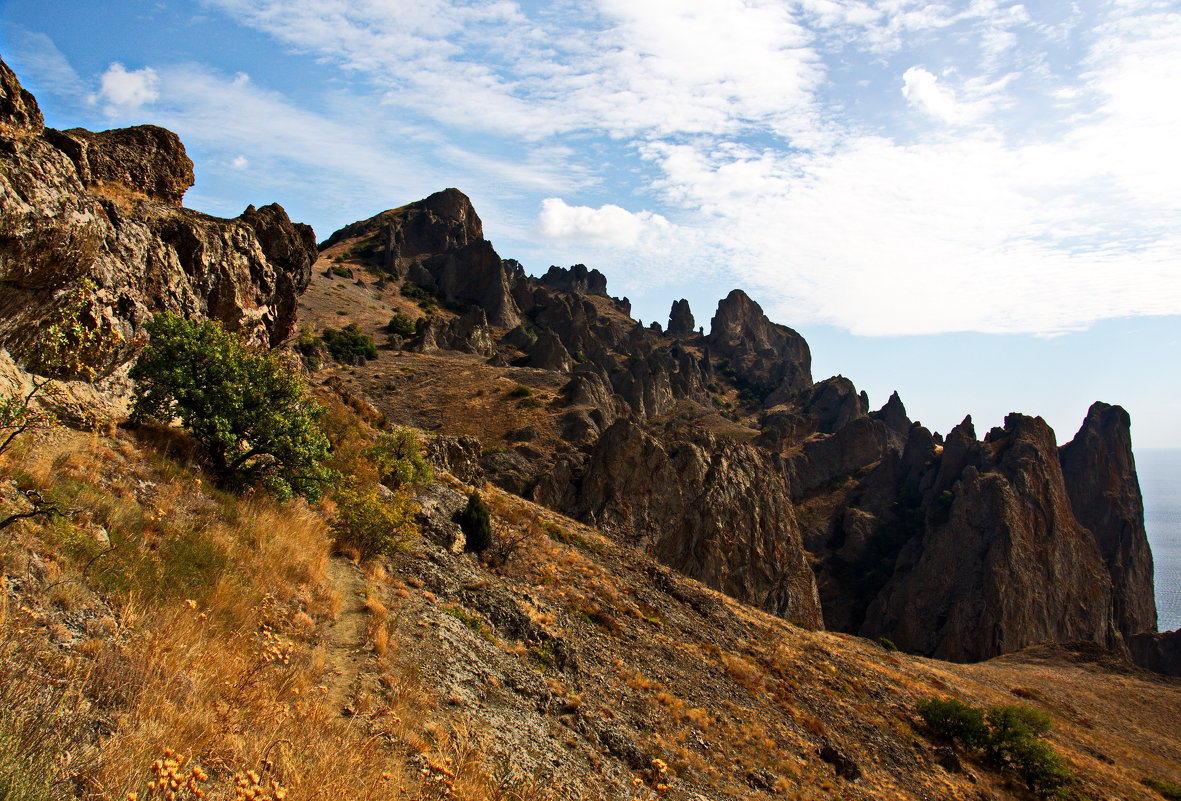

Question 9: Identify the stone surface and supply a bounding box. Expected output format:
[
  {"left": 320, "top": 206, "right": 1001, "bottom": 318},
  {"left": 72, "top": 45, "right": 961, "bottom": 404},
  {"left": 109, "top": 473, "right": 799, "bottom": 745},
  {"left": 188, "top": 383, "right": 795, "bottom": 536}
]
[
  {"left": 667, "top": 298, "right": 695, "bottom": 338},
  {"left": 707, "top": 289, "right": 812, "bottom": 404},
  {"left": 535, "top": 419, "right": 824, "bottom": 629},
  {"left": 1060, "top": 401, "right": 1157, "bottom": 637},
  {"left": 0, "top": 58, "right": 314, "bottom": 367}
]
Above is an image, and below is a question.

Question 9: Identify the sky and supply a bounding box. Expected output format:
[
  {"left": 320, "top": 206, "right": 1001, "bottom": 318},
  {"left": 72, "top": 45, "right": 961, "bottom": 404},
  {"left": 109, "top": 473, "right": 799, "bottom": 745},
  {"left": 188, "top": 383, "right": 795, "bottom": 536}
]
[{"left": 2, "top": 0, "right": 1180, "bottom": 448}]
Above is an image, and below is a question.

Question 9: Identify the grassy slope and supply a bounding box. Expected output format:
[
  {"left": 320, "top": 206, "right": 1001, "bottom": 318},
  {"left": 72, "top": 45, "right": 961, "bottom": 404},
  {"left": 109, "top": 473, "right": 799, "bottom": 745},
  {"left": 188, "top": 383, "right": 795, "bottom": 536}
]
[{"left": 1, "top": 422, "right": 1179, "bottom": 801}]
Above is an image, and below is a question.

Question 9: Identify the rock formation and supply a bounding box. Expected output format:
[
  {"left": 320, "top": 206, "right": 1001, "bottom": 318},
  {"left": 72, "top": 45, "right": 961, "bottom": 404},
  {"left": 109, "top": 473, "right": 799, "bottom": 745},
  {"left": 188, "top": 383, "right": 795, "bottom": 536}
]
[
  {"left": 707, "top": 290, "right": 812, "bottom": 405},
  {"left": 1060, "top": 401, "right": 1157, "bottom": 637},
  {"left": 0, "top": 57, "right": 314, "bottom": 368},
  {"left": 667, "top": 299, "right": 695, "bottom": 338}
]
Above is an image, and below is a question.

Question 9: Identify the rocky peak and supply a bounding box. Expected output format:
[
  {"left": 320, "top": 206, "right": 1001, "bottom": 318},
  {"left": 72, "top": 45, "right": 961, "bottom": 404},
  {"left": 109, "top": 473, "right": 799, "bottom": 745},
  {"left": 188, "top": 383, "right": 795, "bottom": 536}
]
[
  {"left": 667, "top": 298, "right": 695, "bottom": 338},
  {"left": 44, "top": 125, "right": 194, "bottom": 206},
  {"left": 538, "top": 264, "right": 608, "bottom": 296},
  {"left": 870, "top": 390, "right": 911, "bottom": 451},
  {"left": 0, "top": 58, "right": 43, "bottom": 134},
  {"left": 706, "top": 289, "right": 812, "bottom": 404},
  {"left": 1060, "top": 401, "right": 1156, "bottom": 637}
]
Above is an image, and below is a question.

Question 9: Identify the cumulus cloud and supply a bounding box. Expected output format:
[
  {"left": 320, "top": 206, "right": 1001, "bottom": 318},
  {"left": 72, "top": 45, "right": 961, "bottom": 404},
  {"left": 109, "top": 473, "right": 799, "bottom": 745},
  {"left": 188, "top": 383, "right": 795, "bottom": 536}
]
[
  {"left": 537, "top": 198, "right": 672, "bottom": 248},
  {"left": 95, "top": 63, "right": 159, "bottom": 114},
  {"left": 231, "top": 155, "right": 249, "bottom": 169}
]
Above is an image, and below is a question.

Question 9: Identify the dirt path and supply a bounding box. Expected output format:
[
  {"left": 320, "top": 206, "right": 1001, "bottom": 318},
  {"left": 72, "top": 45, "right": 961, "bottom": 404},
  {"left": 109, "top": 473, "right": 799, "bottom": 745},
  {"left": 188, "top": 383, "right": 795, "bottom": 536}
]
[{"left": 323, "top": 556, "right": 369, "bottom": 714}]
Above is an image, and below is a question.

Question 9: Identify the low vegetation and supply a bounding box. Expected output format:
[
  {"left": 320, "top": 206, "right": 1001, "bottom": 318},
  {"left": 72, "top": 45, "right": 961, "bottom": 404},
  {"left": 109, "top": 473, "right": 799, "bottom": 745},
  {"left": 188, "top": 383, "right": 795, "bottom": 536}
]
[
  {"left": 917, "top": 698, "right": 1075, "bottom": 798},
  {"left": 321, "top": 323, "right": 378, "bottom": 363}
]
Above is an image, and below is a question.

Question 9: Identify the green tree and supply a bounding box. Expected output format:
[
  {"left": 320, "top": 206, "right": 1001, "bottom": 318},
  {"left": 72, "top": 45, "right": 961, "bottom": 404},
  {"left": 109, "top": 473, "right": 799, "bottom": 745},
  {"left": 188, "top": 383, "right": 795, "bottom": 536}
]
[
  {"left": 365, "top": 428, "right": 433, "bottom": 488},
  {"left": 454, "top": 490, "right": 492, "bottom": 553},
  {"left": 321, "top": 323, "right": 377, "bottom": 363},
  {"left": 130, "top": 312, "right": 333, "bottom": 501},
  {"left": 387, "top": 312, "right": 416, "bottom": 338}
]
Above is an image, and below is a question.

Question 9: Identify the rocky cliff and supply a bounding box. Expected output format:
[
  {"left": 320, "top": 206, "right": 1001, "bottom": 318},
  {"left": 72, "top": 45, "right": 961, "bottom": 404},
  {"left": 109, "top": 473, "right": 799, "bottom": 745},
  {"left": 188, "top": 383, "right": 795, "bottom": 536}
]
[
  {"left": 0, "top": 57, "right": 314, "bottom": 373},
  {"left": 314, "top": 186, "right": 1164, "bottom": 669}
]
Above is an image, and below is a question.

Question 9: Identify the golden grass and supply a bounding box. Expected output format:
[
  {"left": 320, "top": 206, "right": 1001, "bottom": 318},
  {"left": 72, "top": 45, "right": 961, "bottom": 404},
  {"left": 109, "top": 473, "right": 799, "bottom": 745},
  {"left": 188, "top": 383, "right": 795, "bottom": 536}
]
[{"left": 0, "top": 429, "right": 560, "bottom": 801}]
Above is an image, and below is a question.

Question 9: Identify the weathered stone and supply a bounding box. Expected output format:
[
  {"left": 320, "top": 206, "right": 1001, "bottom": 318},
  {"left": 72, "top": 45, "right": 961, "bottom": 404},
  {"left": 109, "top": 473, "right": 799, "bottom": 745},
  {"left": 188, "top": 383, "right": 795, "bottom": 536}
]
[
  {"left": 707, "top": 289, "right": 811, "bottom": 404},
  {"left": 667, "top": 298, "right": 695, "bottom": 338},
  {"left": 45, "top": 125, "right": 194, "bottom": 206},
  {"left": 1060, "top": 401, "right": 1156, "bottom": 637}
]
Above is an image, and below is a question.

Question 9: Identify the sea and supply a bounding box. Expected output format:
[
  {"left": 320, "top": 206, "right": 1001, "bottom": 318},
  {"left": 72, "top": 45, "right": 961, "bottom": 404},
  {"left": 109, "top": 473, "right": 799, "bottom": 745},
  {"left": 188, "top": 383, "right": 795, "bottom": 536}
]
[{"left": 1139, "top": 449, "right": 1181, "bottom": 632}]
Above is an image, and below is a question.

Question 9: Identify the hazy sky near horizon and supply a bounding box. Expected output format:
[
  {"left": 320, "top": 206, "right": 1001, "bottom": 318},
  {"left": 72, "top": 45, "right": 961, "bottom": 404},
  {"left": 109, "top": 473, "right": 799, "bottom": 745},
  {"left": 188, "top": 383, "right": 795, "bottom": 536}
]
[{"left": 3, "top": 0, "right": 1179, "bottom": 447}]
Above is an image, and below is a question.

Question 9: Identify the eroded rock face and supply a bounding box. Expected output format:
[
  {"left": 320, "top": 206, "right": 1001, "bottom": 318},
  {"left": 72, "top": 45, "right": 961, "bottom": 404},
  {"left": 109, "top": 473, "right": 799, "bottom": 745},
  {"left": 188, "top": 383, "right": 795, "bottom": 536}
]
[
  {"left": 1128, "top": 630, "right": 1181, "bottom": 677},
  {"left": 707, "top": 289, "right": 811, "bottom": 404},
  {"left": 538, "top": 264, "right": 607, "bottom": 296},
  {"left": 0, "top": 58, "right": 314, "bottom": 365},
  {"left": 667, "top": 299, "right": 695, "bottom": 338},
  {"left": 862, "top": 414, "right": 1116, "bottom": 662},
  {"left": 1060, "top": 402, "right": 1156, "bottom": 637},
  {"left": 535, "top": 419, "right": 824, "bottom": 628},
  {"left": 44, "top": 126, "right": 194, "bottom": 206}
]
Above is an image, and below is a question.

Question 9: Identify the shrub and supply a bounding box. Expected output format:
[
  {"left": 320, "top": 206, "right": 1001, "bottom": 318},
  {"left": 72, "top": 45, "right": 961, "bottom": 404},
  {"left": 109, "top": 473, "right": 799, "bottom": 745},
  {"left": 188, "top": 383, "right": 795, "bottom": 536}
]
[
  {"left": 321, "top": 323, "right": 378, "bottom": 363},
  {"left": 366, "top": 428, "right": 433, "bottom": 488},
  {"left": 877, "top": 637, "right": 899, "bottom": 652},
  {"left": 387, "top": 312, "right": 416, "bottom": 337},
  {"left": 454, "top": 491, "right": 492, "bottom": 553},
  {"left": 331, "top": 480, "right": 417, "bottom": 556},
  {"left": 24, "top": 278, "right": 124, "bottom": 381},
  {"left": 508, "top": 384, "right": 533, "bottom": 397},
  {"left": 917, "top": 698, "right": 1074, "bottom": 798},
  {"left": 917, "top": 698, "right": 989, "bottom": 749},
  {"left": 130, "top": 312, "right": 333, "bottom": 501},
  {"left": 1143, "top": 778, "right": 1181, "bottom": 800},
  {"left": 329, "top": 264, "right": 354, "bottom": 279}
]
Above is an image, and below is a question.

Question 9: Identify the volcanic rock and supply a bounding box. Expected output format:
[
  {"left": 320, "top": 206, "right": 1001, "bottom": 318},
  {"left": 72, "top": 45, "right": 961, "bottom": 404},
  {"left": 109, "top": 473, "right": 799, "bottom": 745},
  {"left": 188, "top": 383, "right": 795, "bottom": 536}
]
[
  {"left": 667, "top": 298, "right": 695, "bottom": 339},
  {"left": 707, "top": 289, "right": 812, "bottom": 405}
]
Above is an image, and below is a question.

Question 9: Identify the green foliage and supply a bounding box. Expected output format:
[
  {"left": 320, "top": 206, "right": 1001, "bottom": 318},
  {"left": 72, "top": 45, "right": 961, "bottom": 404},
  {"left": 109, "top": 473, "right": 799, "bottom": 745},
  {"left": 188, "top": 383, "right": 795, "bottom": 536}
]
[
  {"left": 0, "top": 378, "right": 60, "bottom": 459},
  {"left": 917, "top": 698, "right": 990, "bottom": 749},
  {"left": 365, "top": 428, "right": 433, "bottom": 488},
  {"left": 346, "top": 240, "right": 378, "bottom": 259},
  {"left": 387, "top": 312, "right": 416, "bottom": 337},
  {"left": 529, "top": 642, "right": 558, "bottom": 671},
  {"left": 918, "top": 698, "right": 1074, "bottom": 798},
  {"left": 442, "top": 606, "right": 496, "bottom": 643},
  {"left": 1143, "top": 778, "right": 1181, "bottom": 800},
  {"left": 877, "top": 636, "right": 899, "bottom": 652},
  {"left": 400, "top": 280, "right": 438, "bottom": 311},
  {"left": 330, "top": 480, "right": 418, "bottom": 557},
  {"left": 508, "top": 384, "right": 533, "bottom": 397},
  {"left": 129, "top": 312, "right": 333, "bottom": 502},
  {"left": 329, "top": 264, "right": 354, "bottom": 278},
  {"left": 293, "top": 325, "right": 322, "bottom": 370},
  {"left": 454, "top": 490, "right": 492, "bottom": 553},
  {"left": 24, "top": 278, "right": 124, "bottom": 381},
  {"left": 321, "top": 323, "right": 378, "bottom": 363},
  {"left": 517, "top": 397, "right": 543, "bottom": 410}
]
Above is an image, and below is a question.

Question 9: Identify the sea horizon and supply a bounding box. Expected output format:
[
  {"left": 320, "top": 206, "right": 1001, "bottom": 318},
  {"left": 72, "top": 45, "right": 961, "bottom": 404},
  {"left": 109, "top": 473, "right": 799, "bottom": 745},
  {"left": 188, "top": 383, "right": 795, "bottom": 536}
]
[{"left": 1138, "top": 448, "right": 1181, "bottom": 633}]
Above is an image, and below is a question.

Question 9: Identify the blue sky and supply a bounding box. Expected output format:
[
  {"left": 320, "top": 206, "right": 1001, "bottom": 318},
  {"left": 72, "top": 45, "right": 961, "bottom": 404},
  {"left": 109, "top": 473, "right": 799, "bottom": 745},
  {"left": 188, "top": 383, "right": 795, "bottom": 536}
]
[{"left": 3, "top": 0, "right": 1179, "bottom": 447}]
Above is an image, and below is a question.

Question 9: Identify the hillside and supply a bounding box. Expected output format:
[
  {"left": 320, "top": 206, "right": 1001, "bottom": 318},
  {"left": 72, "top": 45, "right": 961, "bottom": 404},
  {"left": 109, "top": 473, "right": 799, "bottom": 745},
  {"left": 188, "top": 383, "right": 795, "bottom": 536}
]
[{"left": 2, "top": 54, "right": 1180, "bottom": 801}]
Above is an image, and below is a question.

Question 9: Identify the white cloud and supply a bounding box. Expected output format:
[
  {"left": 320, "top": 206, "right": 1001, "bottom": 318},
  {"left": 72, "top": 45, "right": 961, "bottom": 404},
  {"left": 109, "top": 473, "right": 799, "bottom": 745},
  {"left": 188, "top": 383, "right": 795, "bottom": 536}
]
[
  {"left": 231, "top": 155, "right": 249, "bottom": 169},
  {"left": 537, "top": 198, "right": 672, "bottom": 248},
  {"left": 95, "top": 63, "right": 159, "bottom": 114},
  {"left": 902, "top": 66, "right": 971, "bottom": 124}
]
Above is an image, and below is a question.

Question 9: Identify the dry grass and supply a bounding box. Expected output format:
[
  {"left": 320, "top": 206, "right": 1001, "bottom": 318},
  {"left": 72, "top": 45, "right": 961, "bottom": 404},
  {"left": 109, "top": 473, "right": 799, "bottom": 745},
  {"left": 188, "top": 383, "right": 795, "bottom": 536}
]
[{"left": 0, "top": 428, "right": 560, "bottom": 801}]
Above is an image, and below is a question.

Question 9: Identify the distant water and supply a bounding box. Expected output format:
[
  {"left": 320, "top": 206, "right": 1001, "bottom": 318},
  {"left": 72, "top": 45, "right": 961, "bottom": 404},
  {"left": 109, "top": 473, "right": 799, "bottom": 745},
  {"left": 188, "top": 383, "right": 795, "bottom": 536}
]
[{"left": 1139, "top": 449, "right": 1181, "bottom": 632}]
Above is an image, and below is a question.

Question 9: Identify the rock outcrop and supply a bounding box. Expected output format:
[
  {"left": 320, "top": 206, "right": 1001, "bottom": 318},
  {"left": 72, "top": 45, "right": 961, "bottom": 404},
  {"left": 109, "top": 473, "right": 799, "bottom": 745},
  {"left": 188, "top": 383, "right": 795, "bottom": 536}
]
[
  {"left": 667, "top": 299, "right": 695, "bottom": 338},
  {"left": 1060, "top": 402, "right": 1156, "bottom": 637},
  {"left": 535, "top": 419, "right": 824, "bottom": 628},
  {"left": 0, "top": 57, "right": 314, "bottom": 367},
  {"left": 707, "top": 290, "right": 811, "bottom": 405},
  {"left": 859, "top": 414, "right": 1117, "bottom": 662}
]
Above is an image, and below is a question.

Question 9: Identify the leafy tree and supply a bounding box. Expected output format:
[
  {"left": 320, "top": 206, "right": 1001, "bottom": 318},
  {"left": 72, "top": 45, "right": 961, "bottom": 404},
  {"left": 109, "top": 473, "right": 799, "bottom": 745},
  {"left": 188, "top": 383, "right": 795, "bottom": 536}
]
[
  {"left": 321, "top": 323, "right": 377, "bottom": 363},
  {"left": 366, "top": 428, "right": 433, "bottom": 488},
  {"left": 130, "top": 312, "right": 333, "bottom": 501},
  {"left": 454, "top": 490, "right": 492, "bottom": 553},
  {"left": 917, "top": 698, "right": 989, "bottom": 749}
]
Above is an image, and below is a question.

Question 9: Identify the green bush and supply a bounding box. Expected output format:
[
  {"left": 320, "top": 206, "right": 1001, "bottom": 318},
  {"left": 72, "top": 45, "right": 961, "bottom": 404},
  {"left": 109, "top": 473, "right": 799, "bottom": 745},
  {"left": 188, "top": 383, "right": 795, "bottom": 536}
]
[
  {"left": 366, "top": 428, "right": 433, "bottom": 488},
  {"left": 130, "top": 312, "right": 333, "bottom": 501},
  {"left": 1143, "top": 777, "right": 1181, "bottom": 800},
  {"left": 331, "top": 481, "right": 417, "bottom": 556},
  {"left": 878, "top": 637, "right": 899, "bottom": 652},
  {"left": 917, "top": 698, "right": 989, "bottom": 749},
  {"left": 387, "top": 312, "right": 416, "bottom": 337},
  {"left": 454, "top": 490, "right": 492, "bottom": 553},
  {"left": 917, "top": 698, "right": 1073, "bottom": 798},
  {"left": 329, "top": 264, "right": 354, "bottom": 279},
  {"left": 508, "top": 384, "right": 533, "bottom": 397},
  {"left": 321, "top": 323, "right": 378, "bottom": 363}
]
